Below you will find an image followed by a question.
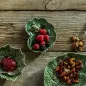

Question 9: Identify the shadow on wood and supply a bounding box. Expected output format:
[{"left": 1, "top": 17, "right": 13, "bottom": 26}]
[
  {"left": 23, "top": 69, "right": 44, "bottom": 86},
  {"left": 0, "top": 79, "right": 6, "bottom": 86},
  {"left": 19, "top": 26, "right": 30, "bottom": 52},
  {"left": 21, "top": 27, "right": 42, "bottom": 64},
  {"left": 24, "top": 52, "right": 41, "bottom": 64}
]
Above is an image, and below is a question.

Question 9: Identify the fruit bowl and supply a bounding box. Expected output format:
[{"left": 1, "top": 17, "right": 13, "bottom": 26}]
[
  {"left": 44, "top": 53, "right": 86, "bottom": 86},
  {"left": 25, "top": 18, "right": 56, "bottom": 53},
  {"left": 0, "top": 45, "right": 26, "bottom": 81}
]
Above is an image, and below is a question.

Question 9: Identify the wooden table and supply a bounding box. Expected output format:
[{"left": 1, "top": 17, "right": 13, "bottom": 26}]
[{"left": 0, "top": 0, "right": 86, "bottom": 86}]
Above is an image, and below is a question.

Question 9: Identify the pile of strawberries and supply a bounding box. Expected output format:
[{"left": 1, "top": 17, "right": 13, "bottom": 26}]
[
  {"left": 0, "top": 56, "right": 17, "bottom": 72},
  {"left": 32, "top": 28, "right": 50, "bottom": 50}
]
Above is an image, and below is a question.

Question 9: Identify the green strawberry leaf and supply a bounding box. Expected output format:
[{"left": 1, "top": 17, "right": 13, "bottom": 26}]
[
  {"left": 25, "top": 18, "right": 56, "bottom": 53},
  {"left": 0, "top": 45, "right": 26, "bottom": 81}
]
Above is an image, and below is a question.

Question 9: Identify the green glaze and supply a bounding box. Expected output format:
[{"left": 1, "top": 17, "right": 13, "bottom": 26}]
[
  {"left": 0, "top": 45, "right": 26, "bottom": 81},
  {"left": 25, "top": 18, "right": 56, "bottom": 53},
  {"left": 44, "top": 53, "right": 86, "bottom": 86}
]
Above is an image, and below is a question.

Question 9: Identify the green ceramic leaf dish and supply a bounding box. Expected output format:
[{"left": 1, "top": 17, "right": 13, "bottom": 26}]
[
  {"left": 25, "top": 18, "right": 56, "bottom": 53},
  {"left": 44, "top": 53, "right": 86, "bottom": 86},
  {"left": 0, "top": 45, "right": 26, "bottom": 81}
]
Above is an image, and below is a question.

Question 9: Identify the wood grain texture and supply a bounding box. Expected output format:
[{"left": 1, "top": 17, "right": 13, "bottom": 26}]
[
  {"left": 0, "top": 0, "right": 49, "bottom": 10},
  {"left": 0, "top": 11, "right": 86, "bottom": 51},
  {"left": 46, "top": 0, "right": 86, "bottom": 10},
  {"left": 0, "top": 0, "right": 86, "bottom": 10}
]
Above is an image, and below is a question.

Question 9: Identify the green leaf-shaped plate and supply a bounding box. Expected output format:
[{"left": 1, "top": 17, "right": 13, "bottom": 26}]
[
  {"left": 44, "top": 53, "right": 86, "bottom": 86},
  {"left": 0, "top": 45, "right": 26, "bottom": 81},
  {"left": 25, "top": 18, "right": 56, "bottom": 53}
]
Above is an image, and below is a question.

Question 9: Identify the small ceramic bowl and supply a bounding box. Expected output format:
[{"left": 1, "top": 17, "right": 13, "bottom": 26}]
[
  {"left": 25, "top": 18, "right": 56, "bottom": 53},
  {"left": 44, "top": 53, "right": 86, "bottom": 86},
  {"left": 0, "top": 45, "right": 26, "bottom": 81}
]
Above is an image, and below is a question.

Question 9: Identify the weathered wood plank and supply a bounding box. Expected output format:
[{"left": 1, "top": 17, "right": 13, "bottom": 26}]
[
  {"left": 0, "top": 11, "right": 86, "bottom": 51},
  {"left": 0, "top": 52, "right": 86, "bottom": 86},
  {"left": 0, "top": 0, "right": 86, "bottom": 10},
  {"left": 0, "top": 0, "right": 49, "bottom": 10},
  {"left": 46, "top": 0, "right": 86, "bottom": 10}
]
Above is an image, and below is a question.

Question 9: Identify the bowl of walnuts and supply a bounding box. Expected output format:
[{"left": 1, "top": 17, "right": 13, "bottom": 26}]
[{"left": 44, "top": 53, "right": 86, "bottom": 86}]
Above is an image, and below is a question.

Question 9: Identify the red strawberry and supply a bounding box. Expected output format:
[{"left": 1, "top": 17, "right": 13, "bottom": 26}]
[
  {"left": 36, "top": 35, "right": 44, "bottom": 42},
  {"left": 40, "top": 41, "right": 45, "bottom": 46},
  {"left": 39, "top": 29, "right": 47, "bottom": 35},
  {"left": 1, "top": 57, "right": 17, "bottom": 72},
  {"left": 33, "top": 44, "right": 40, "bottom": 50},
  {"left": 44, "top": 35, "right": 50, "bottom": 42}
]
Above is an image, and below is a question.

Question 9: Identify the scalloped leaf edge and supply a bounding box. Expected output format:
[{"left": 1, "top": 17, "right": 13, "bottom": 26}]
[
  {"left": 25, "top": 18, "right": 56, "bottom": 53},
  {"left": 0, "top": 44, "right": 26, "bottom": 81},
  {"left": 44, "top": 53, "right": 86, "bottom": 86}
]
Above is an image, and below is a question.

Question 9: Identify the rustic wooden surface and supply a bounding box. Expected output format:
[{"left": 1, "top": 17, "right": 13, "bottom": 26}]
[
  {"left": 0, "top": 0, "right": 86, "bottom": 10},
  {"left": 0, "top": 0, "right": 86, "bottom": 86}
]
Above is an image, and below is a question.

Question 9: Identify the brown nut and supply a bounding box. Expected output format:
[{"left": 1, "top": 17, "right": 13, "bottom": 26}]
[
  {"left": 75, "top": 60, "right": 82, "bottom": 66},
  {"left": 71, "top": 68, "right": 75, "bottom": 73},
  {"left": 72, "top": 42, "right": 79, "bottom": 51},
  {"left": 64, "top": 61, "right": 68, "bottom": 65},
  {"left": 72, "top": 62, "right": 75, "bottom": 67},
  {"left": 76, "top": 65, "right": 82, "bottom": 70},
  {"left": 72, "top": 42, "right": 76, "bottom": 50},
  {"left": 78, "top": 60, "right": 82, "bottom": 64},
  {"left": 67, "top": 79, "right": 71, "bottom": 84},
  {"left": 79, "top": 47, "right": 83, "bottom": 51},
  {"left": 60, "top": 72, "right": 67, "bottom": 77},
  {"left": 74, "top": 41, "right": 83, "bottom": 51},
  {"left": 69, "top": 58, "right": 75, "bottom": 64},
  {"left": 61, "top": 66, "right": 65, "bottom": 69},
  {"left": 66, "top": 76, "right": 70, "bottom": 81},
  {"left": 63, "top": 76, "right": 70, "bottom": 81},
  {"left": 69, "top": 73, "right": 74, "bottom": 78},
  {"left": 71, "top": 36, "right": 79, "bottom": 42},
  {"left": 75, "top": 41, "right": 80, "bottom": 48},
  {"left": 68, "top": 66, "right": 71, "bottom": 69},
  {"left": 73, "top": 79, "right": 79, "bottom": 83},
  {"left": 56, "top": 66, "right": 59, "bottom": 72},
  {"left": 64, "top": 62, "right": 69, "bottom": 67},
  {"left": 79, "top": 41, "right": 84, "bottom": 47},
  {"left": 63, "top": 76, "right": 67, "bottom": 81},
  {"left": 69, "top": 58, "right": 75, "bottom": 67}
]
